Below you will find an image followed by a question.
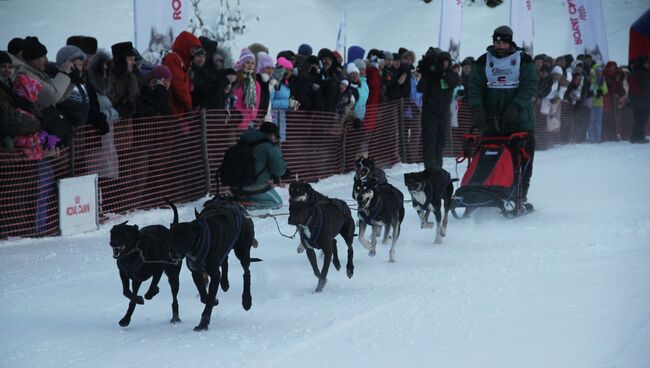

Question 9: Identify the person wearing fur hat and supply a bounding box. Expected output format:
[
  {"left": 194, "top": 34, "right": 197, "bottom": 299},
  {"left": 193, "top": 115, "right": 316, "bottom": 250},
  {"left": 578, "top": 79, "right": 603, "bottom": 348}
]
[
  {"left": 107, "top": 41, "right": 141, "bottom": 119},
  {"left": 162, "top": 31, "right": 202, "bottom": 116},
  {"left": 232, "top": 48, "right": 261, "bottom": 129},
  {"left": 468, "top": 25, "right": 537, "bottom": 203},
  {"left": 231, "top": 121, "right": 288, "bottom": 209},
  {"left": 54, "top": 45, "right": 90, "bottom": 126}
]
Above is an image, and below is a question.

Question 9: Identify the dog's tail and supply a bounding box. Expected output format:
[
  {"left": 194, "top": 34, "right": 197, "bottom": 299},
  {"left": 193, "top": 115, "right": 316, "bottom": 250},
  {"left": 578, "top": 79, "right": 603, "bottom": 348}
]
[
  {"left": 250, "top": 258, "right": 263, "bottom": 262},
  {"left": 164, "top": 198, "right": 179, "bottom": 224}
]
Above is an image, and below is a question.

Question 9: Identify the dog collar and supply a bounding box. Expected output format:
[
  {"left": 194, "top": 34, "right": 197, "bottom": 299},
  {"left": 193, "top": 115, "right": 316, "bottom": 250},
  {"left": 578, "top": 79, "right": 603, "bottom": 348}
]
[{"left": 359, "top": 195, "right": 382, "bottom": 223}]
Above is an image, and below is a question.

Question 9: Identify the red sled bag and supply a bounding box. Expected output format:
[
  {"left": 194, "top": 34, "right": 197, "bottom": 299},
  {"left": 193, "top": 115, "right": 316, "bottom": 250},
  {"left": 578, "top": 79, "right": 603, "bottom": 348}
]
[{"left": 454, "top": 133, "right": 529, "bottom": 207}]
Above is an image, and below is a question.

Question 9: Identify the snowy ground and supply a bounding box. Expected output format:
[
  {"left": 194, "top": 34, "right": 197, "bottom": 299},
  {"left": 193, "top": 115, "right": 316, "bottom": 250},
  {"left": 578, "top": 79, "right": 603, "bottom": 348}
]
[{"left": 1, "top": 141, "right": 650, "bottom": 368}]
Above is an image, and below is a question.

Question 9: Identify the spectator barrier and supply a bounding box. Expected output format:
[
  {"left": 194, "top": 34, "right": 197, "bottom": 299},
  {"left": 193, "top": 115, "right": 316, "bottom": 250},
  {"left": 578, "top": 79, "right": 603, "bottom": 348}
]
[{"left": 0, "top": 98, "right": 641, "bottom": 238}]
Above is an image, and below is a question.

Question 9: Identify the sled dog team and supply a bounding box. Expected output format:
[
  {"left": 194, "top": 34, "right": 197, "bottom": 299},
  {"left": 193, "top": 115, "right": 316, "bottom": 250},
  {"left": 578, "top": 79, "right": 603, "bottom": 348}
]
[{"left": 109, "top": 157, "right": 454, "bottom": 330}]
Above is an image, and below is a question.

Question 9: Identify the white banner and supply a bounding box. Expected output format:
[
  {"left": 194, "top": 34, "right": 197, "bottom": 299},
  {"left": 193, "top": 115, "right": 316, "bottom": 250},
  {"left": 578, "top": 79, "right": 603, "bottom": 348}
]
[
  {"left": 134, "top": 0, "right": 188, "bottom": 64},
  {"left": 336, "top": 10, "right": 347, "bottom": 62},
  {"left": 58, "top": 174, "right": 98, "bottom": 236},
  {"left": 438, "top": 0, "right": 463, "bottom": 60},
  {"left": 510, "top": 0, "right": 535, "bottom": 55},
  {"left": 564, "top": 0, "right": 609, "bottom": 63}
]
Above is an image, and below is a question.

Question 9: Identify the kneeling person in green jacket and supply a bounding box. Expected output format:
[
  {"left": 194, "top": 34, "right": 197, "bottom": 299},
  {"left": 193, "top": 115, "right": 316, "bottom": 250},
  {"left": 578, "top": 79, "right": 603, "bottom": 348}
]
[{"left": 231, "top": 121, "right": 288, "bottom": 209}]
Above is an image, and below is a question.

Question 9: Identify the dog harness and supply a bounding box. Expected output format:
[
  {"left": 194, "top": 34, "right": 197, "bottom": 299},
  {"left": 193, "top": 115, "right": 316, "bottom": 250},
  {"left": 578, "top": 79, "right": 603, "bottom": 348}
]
[
  {"left": 186, "top": 211, "right": 242, "bottom": 272},
  {"left": 299, "top": 205, "right": 324, "bottom": 250},
  {"left": 117, "top": 247, "right": 147, "bottom": 281},
  {"left": 413, "top": 181, "right": 434, "bottom": 209},
  {"left": 359, "top": 195, "right": 383, "bottom": 224}
]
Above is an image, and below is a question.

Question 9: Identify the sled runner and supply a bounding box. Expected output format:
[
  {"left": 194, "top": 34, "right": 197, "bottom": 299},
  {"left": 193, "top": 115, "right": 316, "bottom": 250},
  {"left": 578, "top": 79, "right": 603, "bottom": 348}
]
[{"left": 451, "top": 131, "right": 534, "bottom": 219}]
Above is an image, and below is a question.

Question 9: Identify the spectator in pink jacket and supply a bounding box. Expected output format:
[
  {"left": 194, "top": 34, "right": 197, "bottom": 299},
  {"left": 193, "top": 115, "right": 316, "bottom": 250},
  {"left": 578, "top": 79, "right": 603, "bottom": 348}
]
[{"left": 232, "top": 48, "right": 261, "bottom": 129}]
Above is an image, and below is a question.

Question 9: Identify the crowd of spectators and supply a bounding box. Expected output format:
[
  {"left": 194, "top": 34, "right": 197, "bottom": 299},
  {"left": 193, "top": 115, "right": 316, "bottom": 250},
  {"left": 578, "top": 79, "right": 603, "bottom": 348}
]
[{"left": 1, "top": 32, "right": 649, "bottom": 165}]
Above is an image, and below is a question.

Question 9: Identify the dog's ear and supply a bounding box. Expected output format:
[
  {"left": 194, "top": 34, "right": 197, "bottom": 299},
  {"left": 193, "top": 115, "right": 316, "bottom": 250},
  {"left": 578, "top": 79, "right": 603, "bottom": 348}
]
[
  {"left": 194, "top": 208, "right": 200, "bottom": 219},
  {"left": 133, "top": 225, "right": 139, "bottom": 231},
  {"left": 120, "top": 220, "right": 128, "bottom": 225}
]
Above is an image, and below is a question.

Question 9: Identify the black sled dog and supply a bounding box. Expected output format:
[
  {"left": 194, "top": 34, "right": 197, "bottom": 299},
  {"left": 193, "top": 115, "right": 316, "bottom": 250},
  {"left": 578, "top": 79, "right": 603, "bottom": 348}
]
[
  {"left": 109, "top": 221, "right": 182, "bottom": 327},
  {"left": 354, "top": 180, "right": 405, "bottom": 262},
  {"left": 352, "top": 156, "right": 387, "bottom": 199},
  {"left": 166, "top": 198, "right": 260, "bottom": 331},
  {"left": 403, "top": 168, "right": 455, "bottom": 244},
  {"left": 288, "top": 181, "right": 355, "bottom": 292}
]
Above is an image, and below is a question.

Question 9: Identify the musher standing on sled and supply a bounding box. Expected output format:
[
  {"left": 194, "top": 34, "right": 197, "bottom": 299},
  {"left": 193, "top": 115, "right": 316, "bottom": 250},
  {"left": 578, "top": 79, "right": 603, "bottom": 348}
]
[{"left": 468, "top": 25, "right": 538, "bottom": 204}]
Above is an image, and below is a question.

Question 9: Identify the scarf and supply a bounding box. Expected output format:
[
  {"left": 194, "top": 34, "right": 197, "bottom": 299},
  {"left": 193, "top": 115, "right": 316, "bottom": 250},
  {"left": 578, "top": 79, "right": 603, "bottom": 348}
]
[{"left": 242, "top": 71, "right": 257, "bottom": 109}]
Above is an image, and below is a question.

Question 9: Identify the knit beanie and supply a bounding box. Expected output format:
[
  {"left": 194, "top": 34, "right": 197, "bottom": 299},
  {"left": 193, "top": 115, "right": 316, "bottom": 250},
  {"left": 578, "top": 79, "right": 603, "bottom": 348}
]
[
  {"left": 152, "top": 64, "right": 172, "bottom": 80},
  {"left": 234, "top": 48, "right": 255, "bottom": 71},
  {"left": 332, "top": 50, "right": 343, "bottom": 64},
  {"left": 353, "top": 59, "right": 366, "bottom": 70},
  {"left": 347, "top": 45, "right": 365, "bottom": 64},
  {"left": 277, "top": 56, "right": 293, "bottom": 70},
  {"left": 257, "top": 54, "right": 275, "bottom": 73},
  {"left": 551, "top": 65, "right": 563, "bottom": 75},
  {"left": 346, "top": 62, "right": 360, "bottom": 75},
  {"left": 0, "top": 51, "right": 11, "bottom": 66},
  {"left": 298, "top": 43, "right": 312, "bottom": 56},
  {"left": 7, "top": 38, "right": 24, "bottom": 56},
  {"left": 22, "top": 36, "right": 48, "bottom": 61},
  {"left": 492, "top": 25, "right": 514, "bottom": 43},
  {"left": 56, "top": 45, "right": 86, "bottom": 67}
]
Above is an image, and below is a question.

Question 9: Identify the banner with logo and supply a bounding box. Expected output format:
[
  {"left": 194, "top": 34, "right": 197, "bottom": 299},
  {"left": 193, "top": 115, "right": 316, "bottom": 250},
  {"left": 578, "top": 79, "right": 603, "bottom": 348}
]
[
  {"left": 134, "top": 0, "right": 188, "bottom": 64},
  {"left": 510, "top": 0, "right": 534, "bottom": 55},
  {"left": 438, "top": 0, "right": 463, "bottom": 60},
  {"left": 564, "top": 0, "right": 609, "bottom": 63},
  {"left": 59, "top": 174, "right": 98, "bottom": 236}
]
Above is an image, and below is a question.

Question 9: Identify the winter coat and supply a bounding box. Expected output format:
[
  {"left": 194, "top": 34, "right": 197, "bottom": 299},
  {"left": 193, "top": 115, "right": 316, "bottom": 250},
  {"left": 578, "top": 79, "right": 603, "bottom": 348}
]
[
  {"left": 191, "top": 63, "right": 221, "bottom": 109},
  {"left": 271, "top": 80, "right": 292, "bottom": 110},
  {"left": 56, "top": 72, "right": 90, "bottom": 126},
  {"left": 628, "top": 66, "right": 650, "bottom": 111},
  {"left": 468, "top": 46, "right": 538, "bottom": 133},
  {"left": 256, "top": 73, "right": 271, "bottom": 116},
  {"left": 292, "top": 65, "right": 322, "bottom": 111},
  {"left": 86, "top": 51, "right": 120, "bottom": 179},
  {"left": 13, "top": 62, "right": 71, "bottom": 111},
  {"left": 233, "top": 73, "right": 262, "bottom": 129},
  {"left": 417, "top": 63, "right": 460, "bottom": 117},
  {"left": 589, "top": 67, "right": 608, "bottom": 108},
  {"left": 0, "top": 79, "right": 42, "bottom": 150},
  {"left": 350, "top": 77, "right": 369, "bottom": 121},
  {"left": 237, "top": 127, "right": 287, "bottom": 193},
  {"left": 107, "top": 68, "right": 140, "bottom": 119},
  {"left": 317, "top": 67, "right": 342, "bottom": 112},
  {"left": 162, "top": 31, "right": 202, "bottom": 115}
]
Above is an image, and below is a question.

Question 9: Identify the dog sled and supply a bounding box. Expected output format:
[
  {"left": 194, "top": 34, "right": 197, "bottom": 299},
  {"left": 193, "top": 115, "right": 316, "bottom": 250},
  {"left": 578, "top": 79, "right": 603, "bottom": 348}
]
[{"left": 451, "top": 131, "right": 534, "bottom": 219}]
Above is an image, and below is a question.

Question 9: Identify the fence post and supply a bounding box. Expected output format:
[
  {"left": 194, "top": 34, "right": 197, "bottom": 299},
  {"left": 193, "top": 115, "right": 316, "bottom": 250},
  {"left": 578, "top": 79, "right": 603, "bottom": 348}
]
[
  {"left": 341, "top": 120, "right": 348, "bottom": 174},
  {"left": 397, "top": 99, "right": 407, "bottom": 162},
  {"left": 200, "top": 109, "right": 211, "bottom": 196},
  {"left": 69, "top": 138, "right": 76, "bottom": 177}
]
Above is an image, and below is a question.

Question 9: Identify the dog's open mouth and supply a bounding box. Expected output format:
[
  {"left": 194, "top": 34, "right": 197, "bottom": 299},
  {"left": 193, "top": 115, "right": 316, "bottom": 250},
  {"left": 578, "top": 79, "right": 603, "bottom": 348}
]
[
  {"left": 359, "top": 197, "right": 370, "bottom": 208},
  {"left": 112, "top": 246, "right": 125, "bottom": 258}
]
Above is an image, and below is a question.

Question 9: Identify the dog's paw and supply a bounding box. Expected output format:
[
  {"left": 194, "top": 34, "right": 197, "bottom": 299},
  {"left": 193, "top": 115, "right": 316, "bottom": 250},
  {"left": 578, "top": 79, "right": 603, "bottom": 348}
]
[
  {"left": 252, "top": 238, "right": 259, "bottom": 248},
  {"left": 119, "top": 317, "right": 131, "bottom": 327},
  {"left": 297, "top": 243, "right": 305, "bottom": 253},
  {"left": 144, "top": 286, "right": 159, "bottom": 300},
  {"left": 346, "top": 265, "right": 354, "bottom": 278},
  {"left": 434, "top": 236, "right": 442, "bottom": 244},
  {"left": 424, "top": 222, "right": 435, "bottom": 229},
  {"left": 220, "top": 279, "right": 230, "bottom": 292},
  {"left": 170, "top": 315, "right": 181, "bottom": 324},
  {"left": 133, "top": 295, "right": 144, "bottom": 305},
  {"left": 242, "top": 294, "right": 252, "bottom": 311},
  {"left": 382, "top": 236, "right": 392, "bottom": 245},
  {"left": 368, "top": 248, "right": 376, "bottom": 257},
  {"left": 314, "top": 277, "right": 327, "bottom": 293},
  {"left": 194, "top": 323, "right": 209, "bottom": 332}
]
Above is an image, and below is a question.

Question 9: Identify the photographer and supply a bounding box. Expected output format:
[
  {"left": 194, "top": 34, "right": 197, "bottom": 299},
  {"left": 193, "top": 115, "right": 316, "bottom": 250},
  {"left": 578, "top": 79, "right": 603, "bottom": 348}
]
[{"left": 416, "top": 48, "right": 459, "bottom": 170}]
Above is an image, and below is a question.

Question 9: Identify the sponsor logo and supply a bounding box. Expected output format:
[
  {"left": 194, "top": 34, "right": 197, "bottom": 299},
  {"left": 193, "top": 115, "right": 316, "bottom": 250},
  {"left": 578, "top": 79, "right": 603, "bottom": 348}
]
[
  {"left": 172, "top": 0, "right": 182, "bottom": 20},
  {"left": 66, "top": 195, "right": 91, "bottom": 216}
]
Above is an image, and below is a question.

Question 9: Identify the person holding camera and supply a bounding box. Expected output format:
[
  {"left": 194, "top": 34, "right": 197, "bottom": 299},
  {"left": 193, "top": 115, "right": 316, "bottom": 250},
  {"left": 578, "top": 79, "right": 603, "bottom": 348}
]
[
  {"left": 416, "top": 48, "right": 459, "bottom": 170},
  {"left": 468, "top": 25, "right": 538, "bottom": 202}
]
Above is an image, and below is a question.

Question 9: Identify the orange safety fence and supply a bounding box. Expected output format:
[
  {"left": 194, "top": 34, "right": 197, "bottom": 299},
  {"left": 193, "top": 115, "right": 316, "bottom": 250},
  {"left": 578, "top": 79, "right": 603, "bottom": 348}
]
[{"left": 0, "top": 98, "right": 645, "bottom": 238}]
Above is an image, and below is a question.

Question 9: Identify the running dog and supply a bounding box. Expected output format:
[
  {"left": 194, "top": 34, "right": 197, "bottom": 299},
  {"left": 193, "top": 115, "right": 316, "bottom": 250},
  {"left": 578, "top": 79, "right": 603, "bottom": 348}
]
[
  {"left": 109, "top": 221, "right": 181, "bottom": 327},
  {"left": 403, "top": 169, "right": 455, "bottom": 244},
  {"left": 352, "top": 157, "right": 387, "bottom": 199},
  {"left": 288, "top": 181, "right": 355, "bottom": 293},
  {"left": 355, "top": 181, "right": 405, "bottom": 262},
  {"left": 166, "top": 199, "right": 260, "bottom": 331}
]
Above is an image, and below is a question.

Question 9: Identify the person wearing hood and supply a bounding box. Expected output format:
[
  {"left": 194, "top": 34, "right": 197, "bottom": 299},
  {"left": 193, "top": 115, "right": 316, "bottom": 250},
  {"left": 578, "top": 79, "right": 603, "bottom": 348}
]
[
  {"left": 316, "top": 48, "right": 342, "bottom": 112},
  {"left": 55, "top": 45, "right": 90, "bottom": 127},
  {"left": 162, "top": 31, "right": 202, "bottom": 116},
  {"left": 416, "top": 47, "right": 460, "bottom": 170},
  {"left": 468, "top": 25, "right": 537, "bottom": 202}
]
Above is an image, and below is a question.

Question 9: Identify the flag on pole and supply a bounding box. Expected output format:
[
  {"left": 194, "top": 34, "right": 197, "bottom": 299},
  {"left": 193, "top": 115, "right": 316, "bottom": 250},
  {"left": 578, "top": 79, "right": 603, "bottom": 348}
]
[
  {"left": 564, "top": 0, "right": 609, "bottom": 63},
  {"left": 438, "top": 0, "right": 463, "bottom": 60},
  {"left": 336, "top": 10, "right": 347, "bottom": 62},
  {"left": 510, "top": 0, "right": 535, "bottom": 55}
]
